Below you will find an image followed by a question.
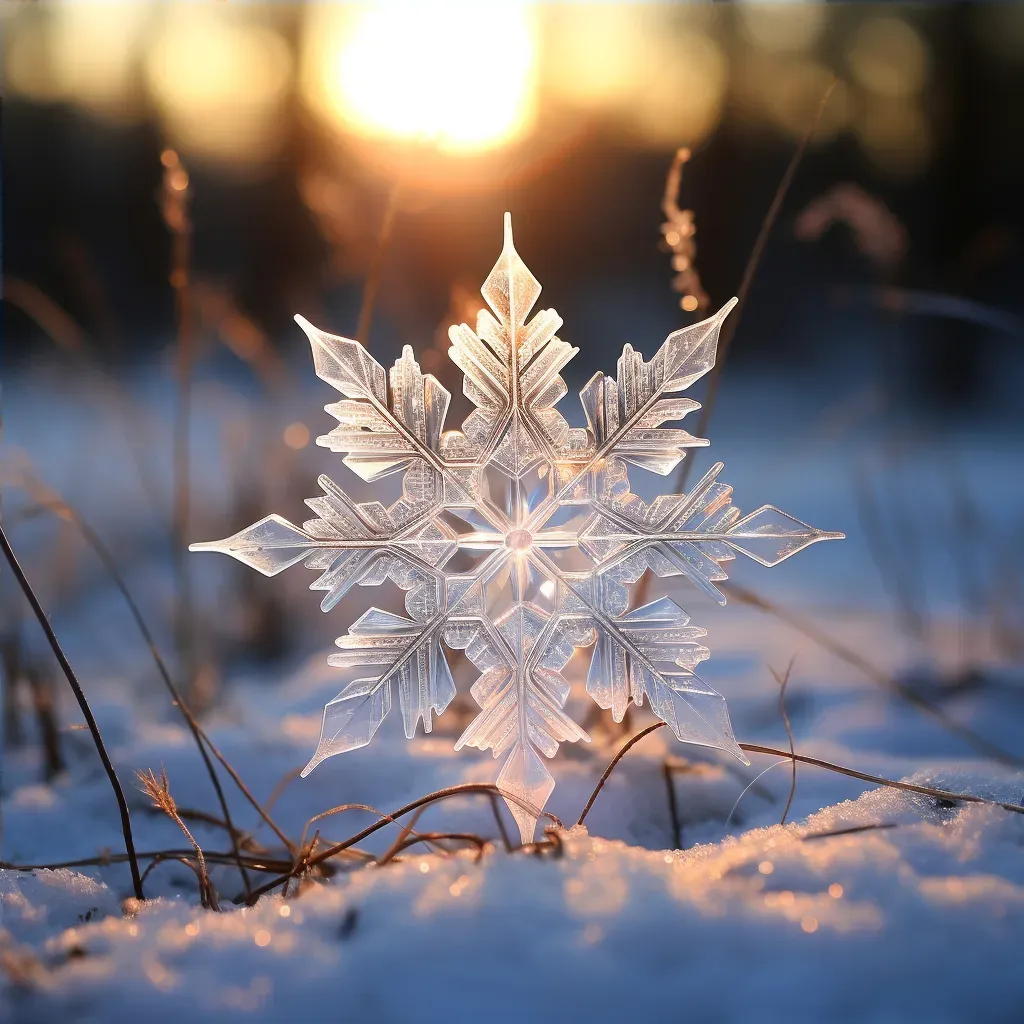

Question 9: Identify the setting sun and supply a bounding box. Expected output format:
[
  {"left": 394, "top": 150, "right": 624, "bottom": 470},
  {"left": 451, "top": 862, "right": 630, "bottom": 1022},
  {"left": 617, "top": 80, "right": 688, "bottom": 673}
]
[{"left": 303, "top": 2, "right": 537, "bottom": 152}]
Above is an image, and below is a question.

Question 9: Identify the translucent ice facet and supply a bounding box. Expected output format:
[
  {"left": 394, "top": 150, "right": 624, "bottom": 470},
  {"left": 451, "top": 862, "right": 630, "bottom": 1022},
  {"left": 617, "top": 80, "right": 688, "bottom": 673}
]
[{"left": 191, "top": 214, "right": 842, "bottom": 840}]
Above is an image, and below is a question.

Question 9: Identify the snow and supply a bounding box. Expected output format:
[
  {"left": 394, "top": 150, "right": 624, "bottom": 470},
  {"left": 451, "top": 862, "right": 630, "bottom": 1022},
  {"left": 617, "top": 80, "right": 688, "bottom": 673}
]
[
  {"left": 4, "top": 354, "right": 1023, "bottom": 1021},
  {"left": 5, "top": 600, "right": 1024, "bottom": 1021},
  {"left": 5, "top": 780, "right": 1024, "bottom": 1022}
]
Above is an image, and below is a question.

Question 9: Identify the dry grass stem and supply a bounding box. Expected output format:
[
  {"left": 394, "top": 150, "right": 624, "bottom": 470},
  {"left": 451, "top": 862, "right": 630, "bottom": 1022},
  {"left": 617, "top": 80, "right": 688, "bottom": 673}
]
[
  {"left": 725, "top": 580, "right": 1021, "bottom": 766},
  {"left": 662, "top": 761, "right": 683, "bottom": 849},
  {"left": 770, "top": 658, "right": 798, "bottom": 825},
  {"left": 10, "top": 481, "right": 260, "bottom": 891},
  {"left": 803, "top": 822, "right": 897, "bottom": 842},
  {"left": 0, "top": 522, "right": 144, "bottom": 900},
  {"left": 661, "top": 148, "right": 708, "bottom": 314},
  {"left": 578, "top": 721, "right": 1024, "bottom": 843},
  {"left": 244, "top": 783, "right": 561, "bottom": 904},
  {"left": 137, "top": 768, "right": 219, "bottom": 911},
  {"left": 576, "top": 722, "right": 666, "bottom": 828},
  {"left": 161, "top": 148, "right": 196, "bottom": 702},
  {"left": 356, "top": 180, "right": 402, "bottom": 348},
  {"left": 677, "top": 75, "right": 837, "bottom": 492},
  {"left": 2, "top": 275, "right": 90, "bottom": 355}
]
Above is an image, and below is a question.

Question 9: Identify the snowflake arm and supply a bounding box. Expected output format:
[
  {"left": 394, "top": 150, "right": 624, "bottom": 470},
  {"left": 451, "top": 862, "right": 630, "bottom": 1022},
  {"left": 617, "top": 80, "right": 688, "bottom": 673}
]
[
  {"left": 579, "top": 461, "right": 843, "bottom": 606},
  {"left": 190, "top": 213, "right": 843, "bottom": 845},
  {"left": 451, "top": 597, "right": 592, "bottom": 845}
]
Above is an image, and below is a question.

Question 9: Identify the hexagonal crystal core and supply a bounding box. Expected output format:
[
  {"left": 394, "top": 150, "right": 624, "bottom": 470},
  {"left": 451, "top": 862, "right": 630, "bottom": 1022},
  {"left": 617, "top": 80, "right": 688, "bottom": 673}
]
[{"left": 504, "top": 529, "right": 533, "bottom": 552}]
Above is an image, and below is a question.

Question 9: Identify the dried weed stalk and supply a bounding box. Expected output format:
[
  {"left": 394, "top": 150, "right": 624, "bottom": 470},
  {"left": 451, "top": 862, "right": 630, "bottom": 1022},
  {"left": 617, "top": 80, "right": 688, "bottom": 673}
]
[
  {"left": 137, "top": 768, "right": 220, "bottom": 911},
  {"left": 160, "top": 148, "right": 196, "bottom": 701},
  {"left": 660, "top": 147, "right": 708, "bottom": 315},
  {"left": 0, "top": 522, "right": 144, "bottom": 900}
]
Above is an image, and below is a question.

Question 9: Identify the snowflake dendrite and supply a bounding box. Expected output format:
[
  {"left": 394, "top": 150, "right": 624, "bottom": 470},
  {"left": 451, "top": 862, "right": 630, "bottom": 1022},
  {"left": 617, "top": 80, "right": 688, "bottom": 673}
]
[{"left": 192, "top": 214, "right": 842, "bottom": 842}]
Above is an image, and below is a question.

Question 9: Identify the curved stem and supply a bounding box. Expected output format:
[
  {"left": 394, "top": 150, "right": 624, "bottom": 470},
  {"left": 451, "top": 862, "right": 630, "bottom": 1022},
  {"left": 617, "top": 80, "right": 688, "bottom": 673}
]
[
  {"left": 576, "top": 723, "right": 666, "bottom": 827},
  {"left": 677, "top": 76, "right": 837, "bottom": 491},
  {"left": 0, "top": 523, "right": 144, "bottom": 900}
]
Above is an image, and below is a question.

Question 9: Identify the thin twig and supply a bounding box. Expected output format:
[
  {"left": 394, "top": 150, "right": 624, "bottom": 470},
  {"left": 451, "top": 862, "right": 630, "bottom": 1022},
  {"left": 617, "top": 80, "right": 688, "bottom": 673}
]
[
  {"left": 579, "top": 721, "right": 1024, "bottom": 832},
  {"left": 576, "top": 722, "right": 665, "bottom": 828},
  {"left": 282, "top": 829, "right": 320, "bottom": 901},
  {"left": 138, "top": 804, "right": 257, "bottom": 847},
  {"left": 725, "top": 581, "right": 1021, "bottom": 766},
  {"left": 12, "top": 487, "right": 258, "bottom": 890},
  {"left": 0, "top": 849, "right": 295, "bottom": 875},
  {"left": 662, "top": 761, "right": 683, "bottom": 849},
  {"left": 295, "top": 802, "right": 410, "bottom": 863},
  {"left": 27, "top": 668, "right": 64, "bottom": 781},
  {"left": 200, "top": 732, "right": 297, "bottom": 856},
  {"left": 488, "top": 791, "right": 514, "bottom": 853},
  {"left": 0, "top": 523, "right": 144, "bottom": 900},
  {"left": 802, "top": 822, "right": 897, "bottom": 841},
  {"left": 356, "top": 181, "right": 402, "bottom": 348},
  {"left": 376, "top": 808, "right": 428, "bottom": 867},
  {"left": 162, "top": 149, "right": 196, "bottom": 700},
  {"left": 140, "top": 855, "right": 210, "bottom": 905},
  {"left": 245, "top": 783, "right": 561, "bottom": 904},
  {"left": 18, "top": 468, "right": 291, "bottom": 861},
  {"left": 770, "top": 658, "right": 798, "bottom": 824},
  {"left": 2, "top": 276, "right": 90, "bottom": 354},
  {"left": 262, "top": 766, "right": 303, "bottom": 818},
  {"left": 677, "top": 76, "right": 837, "bottom": 492},
  {"left": 739, "top": 742, "right": 1024, "bottom": 815},
  {"left": 387, "top": 832, "right": 488, "bottom": 864}
]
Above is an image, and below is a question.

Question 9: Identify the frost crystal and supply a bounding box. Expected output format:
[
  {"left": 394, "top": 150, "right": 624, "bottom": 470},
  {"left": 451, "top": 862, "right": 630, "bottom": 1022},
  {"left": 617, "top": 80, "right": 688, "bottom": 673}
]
[{"left": 192, "top": 214, "right": 842, "bottom": 842}]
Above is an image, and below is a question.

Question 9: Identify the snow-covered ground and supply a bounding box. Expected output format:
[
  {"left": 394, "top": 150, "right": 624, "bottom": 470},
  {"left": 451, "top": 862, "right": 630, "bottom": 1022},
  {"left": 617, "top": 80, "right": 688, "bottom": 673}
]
[{"left": 3, "top": 355, "right": 1023, "bottom": 1021}]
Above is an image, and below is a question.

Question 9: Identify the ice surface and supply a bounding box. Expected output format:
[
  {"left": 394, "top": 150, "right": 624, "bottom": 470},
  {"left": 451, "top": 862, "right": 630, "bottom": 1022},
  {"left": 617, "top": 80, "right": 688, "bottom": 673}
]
[{"left": 191, "top": 214, "right": 842, "bottom": 841}]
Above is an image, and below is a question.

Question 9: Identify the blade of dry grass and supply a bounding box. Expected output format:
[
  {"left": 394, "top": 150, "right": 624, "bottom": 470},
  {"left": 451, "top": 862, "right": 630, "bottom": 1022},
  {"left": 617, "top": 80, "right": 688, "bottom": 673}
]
[
  {"left": 161, "top": 149, "right": 196, "bottom": 703},
  {"left": 0, "top": 522, "right": 144, "bottom": 900},
  {"left": 770, "top": 658, "right": 798, "bottom": 825},
  {"left": 243, "top": 782, "right": 562, "bottom": 904},
  {"left": 678, "top": 76, "right": 837, "bottom": 492},
  {"left": 576, "top": 722, "right": 665, "bottom": 827},
  {"left": 662, "top": 760, "right": 683, "bottom": 849},
  {"left": 579, "top": 721, "right": 1024, "bottom": 833},
  {"left": 137, "top": 767, "right": 220, "bottom": 910},
  {"left": 356, "top": 181, "right": 402, "bottom": 347},
  {"left": 10, "top": 483, "right": 270, "bottom": 884},
  {"left": 725, "top": 580, "right": 1021, "bottom": 766}
]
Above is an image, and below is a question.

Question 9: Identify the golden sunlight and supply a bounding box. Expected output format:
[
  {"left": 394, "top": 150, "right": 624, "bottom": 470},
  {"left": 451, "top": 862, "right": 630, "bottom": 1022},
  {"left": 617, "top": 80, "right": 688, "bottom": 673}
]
[
  {"left": 302, "top": 2, "right": 538, "bottom": 152},
  {"left": 7, "top": 3, "right": 150, "bottom": 121},
  {"left": 144, "top": 6, "right": 292, "bottom": 168}
]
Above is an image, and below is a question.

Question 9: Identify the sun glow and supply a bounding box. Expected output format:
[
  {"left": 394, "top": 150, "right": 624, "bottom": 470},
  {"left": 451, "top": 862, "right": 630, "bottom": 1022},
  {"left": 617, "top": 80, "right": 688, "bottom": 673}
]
[{"left": 302, "top": 2, "right": 538, "bottom": 152}]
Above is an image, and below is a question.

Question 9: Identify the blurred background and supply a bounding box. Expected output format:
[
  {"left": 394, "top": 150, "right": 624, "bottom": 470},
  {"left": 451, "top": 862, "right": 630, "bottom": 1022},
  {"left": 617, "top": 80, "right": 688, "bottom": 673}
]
[
  {"left": 3, "top": 3, "right": 1024, "bottom": 780},
  {"left": 5, "top": 2, "right": 1024, "bottom": 406}
]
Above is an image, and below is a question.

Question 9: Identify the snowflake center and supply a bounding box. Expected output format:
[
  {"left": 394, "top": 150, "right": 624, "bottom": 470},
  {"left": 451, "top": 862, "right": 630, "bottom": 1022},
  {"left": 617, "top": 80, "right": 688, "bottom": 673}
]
[{"left": 504, "top": 528, "right": 534, "bottom": 552}]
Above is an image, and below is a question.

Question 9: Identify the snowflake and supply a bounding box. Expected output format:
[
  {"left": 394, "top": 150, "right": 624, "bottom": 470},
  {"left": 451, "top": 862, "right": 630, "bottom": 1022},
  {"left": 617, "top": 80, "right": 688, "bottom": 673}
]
[{"left": 191, "top": 214, "right": 842, "bottom": 843}]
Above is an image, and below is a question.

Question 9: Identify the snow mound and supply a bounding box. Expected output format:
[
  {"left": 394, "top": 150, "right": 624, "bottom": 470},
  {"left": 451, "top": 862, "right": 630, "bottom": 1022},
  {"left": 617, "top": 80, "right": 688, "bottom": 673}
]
[{"left": 5, "top": 781, "right": 1024, "bottom": 1023}]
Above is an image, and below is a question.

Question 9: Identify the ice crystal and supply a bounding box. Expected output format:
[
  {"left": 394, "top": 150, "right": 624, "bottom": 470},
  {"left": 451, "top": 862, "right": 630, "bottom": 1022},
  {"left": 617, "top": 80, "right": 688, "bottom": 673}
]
[{"left": 191, "top": 214, "right": 842, "bottom": 842}]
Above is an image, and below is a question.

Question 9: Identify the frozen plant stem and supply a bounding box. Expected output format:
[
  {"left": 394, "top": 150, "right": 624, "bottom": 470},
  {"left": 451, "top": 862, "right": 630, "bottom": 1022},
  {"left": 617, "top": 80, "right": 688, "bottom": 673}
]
[
  {"left": 677, "top": 76, "right": 837, "bottom": 493},
  {"left": 0, "top": 522, "right": 144, "bottom": 900},
  {"left": 357, "top": 180, "right": 402, "bottom": 347},
  {"left": 725, "top": 581, "right": 1020, "bottom": 766},
  {"left": 13, "top": 483, "right": 255, "bottom": 891},
  {"left": 138, "top": 768, "right": 219, "bottom": 911},
  {"left": 771, "top": 658, "right": 798, "bottom": 825},
  {"left": 579, "top": 721, "right": 1024, "bottom": 831},
  {"left": 162, "top": 150, "right": 195, "bottom": 694}
]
